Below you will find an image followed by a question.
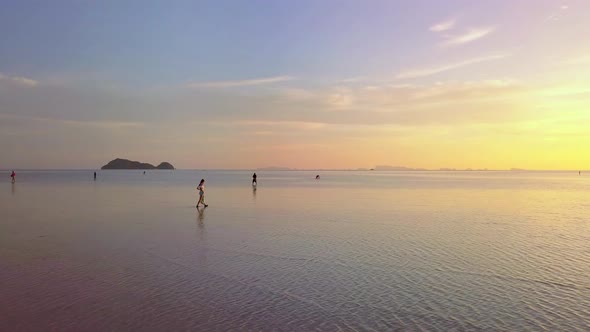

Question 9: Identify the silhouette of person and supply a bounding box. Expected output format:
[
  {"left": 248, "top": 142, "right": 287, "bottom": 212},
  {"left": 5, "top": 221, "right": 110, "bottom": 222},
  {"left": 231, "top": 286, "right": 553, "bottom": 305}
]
[
  {"left": 10, "top": 170, "right": 16, "bottom": 183},
  {"left": 197, "top": 179, "right": 208, "bottom": 208},
  {"left": 252, "top": 173, "right": 257, "bottom": 185},
  {"left": 94, "top": 171, "right": 97, "bottom": 180}
]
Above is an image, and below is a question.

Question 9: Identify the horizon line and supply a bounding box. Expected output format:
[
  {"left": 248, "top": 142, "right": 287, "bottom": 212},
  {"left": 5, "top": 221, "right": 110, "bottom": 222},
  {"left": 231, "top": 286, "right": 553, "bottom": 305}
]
[{"left": 1, "top": 168, "right": 588, "bottom": 172}]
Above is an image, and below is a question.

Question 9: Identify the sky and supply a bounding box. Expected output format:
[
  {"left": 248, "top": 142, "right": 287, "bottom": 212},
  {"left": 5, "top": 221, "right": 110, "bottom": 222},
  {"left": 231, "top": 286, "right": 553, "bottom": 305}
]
[{"left": 1, "top": 0, "right": 589, "bottom": 170}]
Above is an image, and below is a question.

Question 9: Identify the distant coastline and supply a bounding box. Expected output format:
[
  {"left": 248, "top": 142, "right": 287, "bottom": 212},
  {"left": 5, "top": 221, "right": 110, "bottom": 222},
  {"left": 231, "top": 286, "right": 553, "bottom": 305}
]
[{"left": 255, "top": 165, "right": 531, "bottom": 172}]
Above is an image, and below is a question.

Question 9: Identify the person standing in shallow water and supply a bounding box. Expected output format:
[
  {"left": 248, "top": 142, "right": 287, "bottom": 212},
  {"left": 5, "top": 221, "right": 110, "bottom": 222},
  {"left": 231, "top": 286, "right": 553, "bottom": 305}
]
[
  {"left": 252, "top": 173, "right": 257, "bottom": 186},
  {"left": 94, "top": 172, "right": 97, "bottom": 180},
  {"left": 10, "top": 170, "right": 16, "bottom": 183},
  {"left": 196, "top": 179, "right": 208, "bottom": 208}
]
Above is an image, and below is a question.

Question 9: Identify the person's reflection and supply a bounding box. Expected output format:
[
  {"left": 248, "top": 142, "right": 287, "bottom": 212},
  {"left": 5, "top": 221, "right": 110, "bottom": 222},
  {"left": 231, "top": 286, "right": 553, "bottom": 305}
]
[
  {"left": 11, "top": 182, "right": 16, "bottom": 195},
  {"left": 252, "top": 185, "right": 257, "bottom": 200},
  {"left": 197, "top": 206, "right": 205, "bottom": 227},
  {"left": 195, "top": 207, "right": 208, "bottom": 268},
  {"left": 196, "top": 206, "right": 207, "bottom": 243}
]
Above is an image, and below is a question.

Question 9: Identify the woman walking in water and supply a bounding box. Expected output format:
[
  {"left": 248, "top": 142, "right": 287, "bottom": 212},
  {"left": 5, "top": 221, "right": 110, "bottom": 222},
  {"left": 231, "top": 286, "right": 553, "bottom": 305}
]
[
  {"left": 10, "top": 170, "right": 16, "bottom": 183},
  {"left": 252, "top": 172, "right": 257, "bottom": 186},
  {"left": 196, "top": 179, "right": 208, "bottom": 208}
]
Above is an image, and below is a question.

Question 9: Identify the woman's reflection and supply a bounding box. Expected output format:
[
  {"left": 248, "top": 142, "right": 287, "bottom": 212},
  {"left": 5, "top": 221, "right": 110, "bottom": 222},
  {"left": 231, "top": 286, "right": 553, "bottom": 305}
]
[
  {"left": 197, "top": 206, "right": 206, "bottom": 229},
  {"left": 195, "top": 206, "right": 208, "bottom": 268}
]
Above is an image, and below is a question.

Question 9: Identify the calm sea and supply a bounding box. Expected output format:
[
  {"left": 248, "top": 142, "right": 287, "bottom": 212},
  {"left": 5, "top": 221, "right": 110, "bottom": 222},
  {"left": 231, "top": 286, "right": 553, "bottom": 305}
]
[{"left": 1, "top": 170, "right": 589, "bottom": 331}]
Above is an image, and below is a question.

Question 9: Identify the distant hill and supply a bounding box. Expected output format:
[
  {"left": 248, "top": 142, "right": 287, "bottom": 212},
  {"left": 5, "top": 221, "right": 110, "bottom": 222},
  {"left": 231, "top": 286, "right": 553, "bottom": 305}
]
[
  {"left": 374, "top": 165, "right": 427, "bottom": 171},
  {"left": 156, "top": 162, "right": 175, "bottom": 170},
  {"left": 101, "top": 158, "right": 175, "bottom": 170}
]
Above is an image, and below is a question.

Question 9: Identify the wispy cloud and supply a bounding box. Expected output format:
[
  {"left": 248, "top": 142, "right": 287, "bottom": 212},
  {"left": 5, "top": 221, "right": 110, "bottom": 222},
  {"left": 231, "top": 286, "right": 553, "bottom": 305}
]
[
  {"left": 337, "top": 76, "right": 367, "bottom": 83},
  {"left": 396, "top": 54, "right": 509, "bottom": 79},
  {"left": 189, "top": 75, "right": 294, "bottom": 88},
  {"left": 234, "top": 120, "right": 326, "bottom": 130},
  {"left": 546, "top": 4, "right": 570, "bottom": 21},
  {"left": 326, "top": 88, "right": 354, "bottom": 110},
  {"left": 0, "top": 113, "right": 143, "bottom": 129},
  {"left": 443, "top": 27, "right": 495, "bottom": 46},
  {"left": 430, "top": 19, "right": 455, "bottom": 32},
  {"left": 0, "top": 73, "right": 38, "bottom": 87},
  {"left": 276, "top": 88, "right": 316, "bottom": 101}
]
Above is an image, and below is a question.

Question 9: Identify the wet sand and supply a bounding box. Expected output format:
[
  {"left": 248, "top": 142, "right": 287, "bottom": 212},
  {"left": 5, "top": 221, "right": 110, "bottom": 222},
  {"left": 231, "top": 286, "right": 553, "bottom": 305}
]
[{"left": 1, "top": 171, "right": 589, "bottom": 330}]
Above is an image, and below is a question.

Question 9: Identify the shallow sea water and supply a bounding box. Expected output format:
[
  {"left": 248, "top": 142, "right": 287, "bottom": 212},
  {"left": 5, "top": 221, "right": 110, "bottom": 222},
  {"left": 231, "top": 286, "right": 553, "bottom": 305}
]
[{"left": 1, "top": 170, "right": 589, "bottom": 331}]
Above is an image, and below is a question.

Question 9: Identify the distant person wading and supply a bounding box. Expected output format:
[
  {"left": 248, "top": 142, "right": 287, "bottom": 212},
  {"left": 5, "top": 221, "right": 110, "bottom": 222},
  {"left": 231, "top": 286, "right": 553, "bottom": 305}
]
[
  {"left": 196, "top": 179, "right": 208, "bottom": 208},
  {"left": 252, "top": 173, "right": 257, "bottom": 185},
  {"left": 10, "top": 170, "right": 16, "bottom": 183}
]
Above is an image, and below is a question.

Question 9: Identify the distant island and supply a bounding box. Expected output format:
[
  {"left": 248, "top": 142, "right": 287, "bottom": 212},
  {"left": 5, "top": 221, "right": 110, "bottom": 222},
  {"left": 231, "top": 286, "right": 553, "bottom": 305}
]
[{"left": 101, "top": 158, "right": 175, "bottom": 170}]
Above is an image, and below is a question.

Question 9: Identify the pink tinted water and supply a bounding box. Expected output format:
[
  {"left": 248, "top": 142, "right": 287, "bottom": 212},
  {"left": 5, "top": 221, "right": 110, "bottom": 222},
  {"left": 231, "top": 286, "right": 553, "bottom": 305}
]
[{"left": 1, "top": 170, "right": 589, "bottom": 330}]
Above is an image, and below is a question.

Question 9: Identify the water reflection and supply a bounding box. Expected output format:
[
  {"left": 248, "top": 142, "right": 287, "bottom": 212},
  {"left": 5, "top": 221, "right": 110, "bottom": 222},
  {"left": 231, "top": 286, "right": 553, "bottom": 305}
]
[
  {"left": 197, "top": 206, "right": 205, "bottom": 226},
  {"left": 2, "top": 170, "right": 589, "bottom": 331},
  {"left": 11, "top": 182, "right": 16, "bottom": 195},
  {"left": 195, "top": 207, "right": 207, "bottom": 244},
  {"left": 195, "top": 207, "right": 208, "bottom": 268}
]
